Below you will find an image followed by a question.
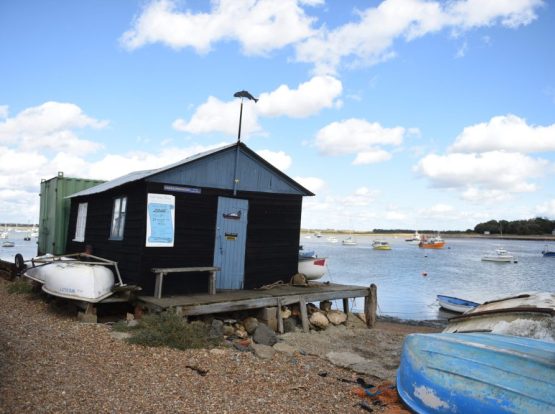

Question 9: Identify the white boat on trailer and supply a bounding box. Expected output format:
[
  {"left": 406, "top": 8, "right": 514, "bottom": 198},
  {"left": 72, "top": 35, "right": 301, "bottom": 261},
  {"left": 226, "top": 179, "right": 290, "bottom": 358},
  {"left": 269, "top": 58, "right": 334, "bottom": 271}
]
[{"left": 20, "top": 253, "right": 125, "bottom": 303}]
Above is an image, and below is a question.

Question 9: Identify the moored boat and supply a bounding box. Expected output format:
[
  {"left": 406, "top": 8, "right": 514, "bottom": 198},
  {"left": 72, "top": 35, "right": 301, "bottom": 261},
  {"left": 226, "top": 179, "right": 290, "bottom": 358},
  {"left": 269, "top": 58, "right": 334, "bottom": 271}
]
[
  {"left": 22, "top": 253, "right": 123, "bottom": 303},
  {"left": 342, "top": 236, "right": 357, "bottom": 246},
  {"left": 437, "top": 294, "right": 479, "bottom": 313},
  {"left": 542, "top": 244, "right": 555, "bottom": 257},
  {"left": 482, "top": 248, "right": 516, "bottom": 263},
  {"left": 418, "top": 234, "right": 445, "bottom": 249},
  {"left": 397, "top": 332, "right": 555, "bottom": 414},
  {"left": 372, "top": 240, "right": 391, "bottom": 250},
  {"left": 1, "top": 240, "right": 15, "bottom": 248},
  {"left": 405, "top": 230, "right": 421, "bottom": 244}
]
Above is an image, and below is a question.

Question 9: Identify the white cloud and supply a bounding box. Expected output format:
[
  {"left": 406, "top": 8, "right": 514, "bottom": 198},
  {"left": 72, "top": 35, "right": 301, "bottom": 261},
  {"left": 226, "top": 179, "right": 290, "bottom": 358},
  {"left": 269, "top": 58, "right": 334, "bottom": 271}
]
[
  {"left": 256, "top": 149, "right": 292, "bottom": 171},
  {"left": 257, "top": 76, "right": 342, "bottom": 118},
  {"left": 120, "top": 0, "right": 320, "bottom": 55},
  {"left": 0, "top": 101, "right": 107, "bottom": 156},
  {"left": 294, "top": 0, "right": 543, "bottom": 74},
  {"left": 461, "top": 187, "right": 512, "bottom": 203},
  {"left": 0, "top": 105, "right": 8, "bottom": 118},
  {"left": 294, "top": 176, "right": 326, "bottom": 194},
  {"left": 315, "top": 118, "right": 406, "bottom": 164},
  {"left": 340, "top": 186, "right": 380, "bottom": 206},
  {"left": 450, "top": 114, "right": 555, "bottom": 153},
  {"left": 174, "top": 76, "right": 342, "bottom": 136},
  {"left": 415, "top": 151, "right": 548, "bottom": 200},
  {"left": 385, "top": 211, "right": 407, "bottom": 220},
  {"left": 173, "top": 96, "right": 262, "bottom": 137},
  {"left": 536, "top": 199, "right": 555, "bottom": 218}
]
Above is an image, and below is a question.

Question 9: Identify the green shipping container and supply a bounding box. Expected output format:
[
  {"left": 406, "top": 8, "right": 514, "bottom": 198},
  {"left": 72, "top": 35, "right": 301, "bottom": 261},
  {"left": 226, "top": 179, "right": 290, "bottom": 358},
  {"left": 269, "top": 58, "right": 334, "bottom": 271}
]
[{"left": 38, "top": 172, "right": 105, "bottom": 255}]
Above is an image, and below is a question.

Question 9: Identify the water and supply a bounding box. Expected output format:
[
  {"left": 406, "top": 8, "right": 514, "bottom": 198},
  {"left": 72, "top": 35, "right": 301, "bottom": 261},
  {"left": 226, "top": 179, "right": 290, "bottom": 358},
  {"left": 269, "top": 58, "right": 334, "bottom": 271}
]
[
  {"left": 301, "top": 235, "right": 555, "bottom": 321},
  {"left": 3, "top": 231, "right": 555, "bottom": 321}
]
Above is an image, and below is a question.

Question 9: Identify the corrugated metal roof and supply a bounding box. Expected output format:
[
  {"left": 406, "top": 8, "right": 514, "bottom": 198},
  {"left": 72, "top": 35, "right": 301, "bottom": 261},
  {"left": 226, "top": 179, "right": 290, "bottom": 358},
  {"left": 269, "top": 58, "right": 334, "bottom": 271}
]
[{"left": 68, "top": 142, "right": 313, "bottom": 198}]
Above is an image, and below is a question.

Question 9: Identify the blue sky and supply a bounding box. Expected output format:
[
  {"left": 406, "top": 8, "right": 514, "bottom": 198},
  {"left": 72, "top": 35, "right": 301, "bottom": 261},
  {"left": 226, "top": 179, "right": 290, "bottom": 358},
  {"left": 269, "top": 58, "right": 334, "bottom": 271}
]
[{"left": 1, "top": 0, "right": 554, "bottom": 231}]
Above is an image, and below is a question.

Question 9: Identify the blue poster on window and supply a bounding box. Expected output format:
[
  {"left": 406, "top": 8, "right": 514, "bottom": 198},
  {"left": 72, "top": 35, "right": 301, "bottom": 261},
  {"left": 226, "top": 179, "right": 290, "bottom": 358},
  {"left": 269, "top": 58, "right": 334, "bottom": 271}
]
[{"left": 146, "top": 194, "right": 175, "bottom": 247}]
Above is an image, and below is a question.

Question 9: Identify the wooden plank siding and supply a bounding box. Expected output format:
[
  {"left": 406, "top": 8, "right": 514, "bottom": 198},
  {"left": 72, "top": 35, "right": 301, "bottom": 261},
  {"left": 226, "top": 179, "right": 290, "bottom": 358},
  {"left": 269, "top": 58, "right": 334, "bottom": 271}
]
[{"left": 66, "top": 182, "right": 303, "bottom": 296}]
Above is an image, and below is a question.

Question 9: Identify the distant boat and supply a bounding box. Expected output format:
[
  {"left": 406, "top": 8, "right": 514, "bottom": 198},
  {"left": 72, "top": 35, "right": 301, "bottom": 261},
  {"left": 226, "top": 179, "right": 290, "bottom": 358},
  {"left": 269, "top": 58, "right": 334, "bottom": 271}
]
[
  {"left": 542, "top": 244, "right": 555, "bottom": 257},
  {"left": 481, "top": 248, "right": 516, "bottom": 263},
  {"left": 405, "top": 230, "right": 421, "bottom": 244},
  {"left": 314, "top": 232, "right": 322, "bottom": 238},
  {"left": 437, "top": 294, "right": 479, "bottom": 313},
  {"left": 372, "top": 240, "right": 391, "bottom": 250},
  {"left": 418, "top": 234, "right": 445, "bottom": 249},
  {"left": 22, "top": 253, "right": 123, "bottom": 303},
  {"left": 444, "top": 292, "right": 555, "bottom": 334},
  {"left": 1, "top": 240, "right": 15, "bottom": 248},
  {"left": 326, "top": 236, "right": 338, "bottom": 243},
  {"left": 298, "top": 247, "right": 327, "bottom": 280},
  {"left": 397, "top": 332, "right": 555, "bottom": 414},
  {"left": 342, "top": 236, "right": 357, "bottom": 246}
]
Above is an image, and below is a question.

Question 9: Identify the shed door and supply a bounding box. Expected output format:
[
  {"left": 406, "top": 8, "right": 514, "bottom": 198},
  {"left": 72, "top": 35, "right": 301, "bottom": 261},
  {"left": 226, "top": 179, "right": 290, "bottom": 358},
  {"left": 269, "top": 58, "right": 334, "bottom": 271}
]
[{"left": 213, "top": 197, "right": 249, "bottom": 290}]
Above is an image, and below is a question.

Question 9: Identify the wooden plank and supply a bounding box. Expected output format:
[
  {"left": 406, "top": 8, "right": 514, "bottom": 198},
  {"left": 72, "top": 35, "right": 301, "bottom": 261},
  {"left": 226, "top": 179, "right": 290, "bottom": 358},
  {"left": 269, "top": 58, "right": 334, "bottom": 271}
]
[
  {"left": 151, "top": 267, "right": 219, "bottom": 273},
  {"left": 299, "top": 296, "right": 309, "bottom": 333},
  {"left": 364, "top": 284, "right": 377, "bottom": 328}
]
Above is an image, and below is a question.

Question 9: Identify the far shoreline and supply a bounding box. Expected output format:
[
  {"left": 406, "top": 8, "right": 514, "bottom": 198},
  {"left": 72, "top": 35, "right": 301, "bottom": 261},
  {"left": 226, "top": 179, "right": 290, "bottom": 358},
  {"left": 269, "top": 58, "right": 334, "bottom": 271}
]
[{"left": 301, "top": 231, "right": 555, "bottom": 242}]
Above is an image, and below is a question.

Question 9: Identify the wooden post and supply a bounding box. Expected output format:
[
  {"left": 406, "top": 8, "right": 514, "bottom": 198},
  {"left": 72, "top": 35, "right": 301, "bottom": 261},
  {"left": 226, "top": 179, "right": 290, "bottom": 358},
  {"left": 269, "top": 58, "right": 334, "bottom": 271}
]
[
  {"left": 299, "top": 297, "right": 309, "bottom": 333},
  {"left": 276, "top": 298, "right": 284, "bottom": 334},
  {"left": 342, "top": 298, "right": 350, "bottom": 314},
  {"left": 364, "top": 284, "right": 377, "bottom": 328},
  {"left": 154, "top": 272, "right": 164, "bottom": 299},
  {"left": 208, "top": 270, "right": 216, "bottom": 295}
]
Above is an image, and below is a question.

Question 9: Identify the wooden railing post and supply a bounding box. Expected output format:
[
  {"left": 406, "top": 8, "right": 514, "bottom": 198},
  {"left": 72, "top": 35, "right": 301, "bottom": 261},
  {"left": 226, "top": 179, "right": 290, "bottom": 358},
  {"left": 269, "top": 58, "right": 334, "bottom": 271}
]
[{"left": 364, "top": 284, "right": 377, "bottom": 328}]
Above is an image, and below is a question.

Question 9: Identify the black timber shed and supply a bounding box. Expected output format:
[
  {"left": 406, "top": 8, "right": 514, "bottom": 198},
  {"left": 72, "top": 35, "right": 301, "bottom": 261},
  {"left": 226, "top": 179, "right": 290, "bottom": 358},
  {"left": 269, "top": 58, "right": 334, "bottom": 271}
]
[{"left": 66, "top": 143, "right": 314, "bottom": 296}]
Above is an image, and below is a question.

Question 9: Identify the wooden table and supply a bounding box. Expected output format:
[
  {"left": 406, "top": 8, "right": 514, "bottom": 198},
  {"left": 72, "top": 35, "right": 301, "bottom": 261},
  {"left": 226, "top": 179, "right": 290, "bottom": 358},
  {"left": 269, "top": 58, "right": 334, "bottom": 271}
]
[{"left": 151, "top": 267, "right": 220, "bottom": 299}]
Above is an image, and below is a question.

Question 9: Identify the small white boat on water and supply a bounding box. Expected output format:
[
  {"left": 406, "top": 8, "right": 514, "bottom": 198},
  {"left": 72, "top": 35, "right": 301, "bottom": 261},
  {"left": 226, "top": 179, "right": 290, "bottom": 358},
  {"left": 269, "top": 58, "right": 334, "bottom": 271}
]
[
  {"left": 481, "top": 248, "right": 516, "bottom": 263},
  {"left": 437, "top": 294, "right": 480, "bottom": 313},
  {"left": 22, "top": 253, "right": 124, "bottom": 303},
  {"left": 327, "top": 236, "right": 338, "bottom": 243},
  {"left": 342, "top": 236, "right": 357, "bottom": 246},
  {"left": 298, "top": 248, "right": 327, "bottom": 280},
  {"left": 405, "top": 231, "right": 421, "bottom": 244}
]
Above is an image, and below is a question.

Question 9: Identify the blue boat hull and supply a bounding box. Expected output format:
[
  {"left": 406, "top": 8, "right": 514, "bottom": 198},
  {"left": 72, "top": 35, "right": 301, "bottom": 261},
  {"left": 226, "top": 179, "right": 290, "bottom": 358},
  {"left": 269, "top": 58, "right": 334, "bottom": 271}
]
[{"left": 397, "top": 333, "right": 555, "bottom": 413}]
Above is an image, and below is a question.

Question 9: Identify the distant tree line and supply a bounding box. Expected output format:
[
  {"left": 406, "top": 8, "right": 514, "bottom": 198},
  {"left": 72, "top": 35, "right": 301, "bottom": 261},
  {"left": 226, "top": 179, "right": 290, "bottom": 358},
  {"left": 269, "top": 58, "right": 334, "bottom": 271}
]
[{"left": 474, "top": 218, "right": 555, "bottom": 235}]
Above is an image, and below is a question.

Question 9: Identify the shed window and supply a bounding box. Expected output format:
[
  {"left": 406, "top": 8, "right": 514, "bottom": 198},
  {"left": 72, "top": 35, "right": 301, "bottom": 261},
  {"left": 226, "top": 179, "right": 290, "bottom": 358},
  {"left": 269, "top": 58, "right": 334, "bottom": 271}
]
[
  {"left": 73, "top": 202, "right": 88, "bottom": 242},
  {"left": 110, "top": 196, "right": 127, "bottom": 240}
]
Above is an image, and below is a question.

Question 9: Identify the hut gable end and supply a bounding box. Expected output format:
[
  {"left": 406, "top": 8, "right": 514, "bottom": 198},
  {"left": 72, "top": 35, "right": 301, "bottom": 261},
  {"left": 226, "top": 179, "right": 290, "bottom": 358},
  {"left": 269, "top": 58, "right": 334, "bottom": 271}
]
[{"left": 147, "top": 144, "right": 311, "bottom": 195}]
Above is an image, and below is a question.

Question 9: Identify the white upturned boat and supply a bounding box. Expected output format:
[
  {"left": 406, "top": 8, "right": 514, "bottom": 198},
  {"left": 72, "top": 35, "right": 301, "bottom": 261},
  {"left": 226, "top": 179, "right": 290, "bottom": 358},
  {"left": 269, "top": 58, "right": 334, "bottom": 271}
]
[
  {"left": 444, "top": 292, "right": 555, "bottom": 340},
  {"left": 481, "top": 248, "right": 516, "bottom": 263},
  {"left": 22, "top": 253, "right": 123, "bottom": 303},
  {"left": 298, "top": 248, "right": 327, "bottom": 280}
]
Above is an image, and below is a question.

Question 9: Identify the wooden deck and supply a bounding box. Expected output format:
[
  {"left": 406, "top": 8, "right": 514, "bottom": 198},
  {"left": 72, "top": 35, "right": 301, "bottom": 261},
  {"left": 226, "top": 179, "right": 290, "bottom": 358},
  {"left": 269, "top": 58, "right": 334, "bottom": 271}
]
[{"left": 136, "top": 282, "right": 377, "bottom": 332}]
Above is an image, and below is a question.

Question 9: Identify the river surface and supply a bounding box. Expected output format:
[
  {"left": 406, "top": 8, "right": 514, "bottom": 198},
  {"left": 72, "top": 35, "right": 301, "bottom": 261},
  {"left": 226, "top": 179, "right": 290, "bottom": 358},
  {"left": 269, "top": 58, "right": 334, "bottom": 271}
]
[
  {"left": 2, "top": 232, "right": 555, "bottom": 321},
  {"left": 300, "top": 235, "right": 555, "bottom": 320}
]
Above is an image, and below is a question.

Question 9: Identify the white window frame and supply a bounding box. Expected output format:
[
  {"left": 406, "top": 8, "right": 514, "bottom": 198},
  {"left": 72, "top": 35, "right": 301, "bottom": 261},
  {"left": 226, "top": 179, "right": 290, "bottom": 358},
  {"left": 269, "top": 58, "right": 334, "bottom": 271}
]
[
  {"left": 73, "top": 202, "right": 88, "bottom": 242},
  {"left": 109, "top": 196, "right": 127, "bottom": 240}
]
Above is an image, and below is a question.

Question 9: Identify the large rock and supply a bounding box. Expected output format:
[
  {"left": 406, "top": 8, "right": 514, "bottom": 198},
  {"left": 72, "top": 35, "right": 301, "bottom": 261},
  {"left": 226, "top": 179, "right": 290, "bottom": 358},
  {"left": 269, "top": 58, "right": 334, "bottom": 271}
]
[
  {"left": 309, "top": 312, "right": 329, "bottom": 329},
  {"left": 252, "top": 323, "right": 277, "bottom": 346},
  {"left": 326, "top": 351, "right": 367, "bottom": 368},
  {"left": 327, "top": 310, "right": 347, "bottom": 325},
  {"left": 273, "top": 342, "right": 297, "bottom": 356},
  {"left": 209, "top": 319, "right": 224, "bottom": 339},
  {"left": 251, "top": 343, "right": 276, "bottom": 360},
  {"left": 242, "top": 317, "right": 259, "bottom": 335}
]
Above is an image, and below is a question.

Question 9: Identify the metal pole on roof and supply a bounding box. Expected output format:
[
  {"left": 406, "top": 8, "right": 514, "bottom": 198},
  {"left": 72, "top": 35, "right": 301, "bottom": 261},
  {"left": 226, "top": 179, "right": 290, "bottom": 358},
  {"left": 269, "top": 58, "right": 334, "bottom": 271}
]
[{"left": 232, "top": 90, "right": 258, "bottom": 196}]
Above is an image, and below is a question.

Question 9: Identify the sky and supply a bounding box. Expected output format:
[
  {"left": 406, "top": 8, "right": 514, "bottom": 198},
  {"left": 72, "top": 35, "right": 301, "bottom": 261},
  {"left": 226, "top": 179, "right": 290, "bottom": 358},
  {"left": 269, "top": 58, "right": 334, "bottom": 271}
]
[{"left": 1, "top": 0, "right": 554, "bottom": 231}]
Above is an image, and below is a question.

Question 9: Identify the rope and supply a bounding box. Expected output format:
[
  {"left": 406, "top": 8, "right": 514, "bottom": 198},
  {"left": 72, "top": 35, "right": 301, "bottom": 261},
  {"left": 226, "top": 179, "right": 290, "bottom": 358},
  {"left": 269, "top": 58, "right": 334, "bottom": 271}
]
[{"left": 255, "top": 280, "right": 285, "bottom": 290}]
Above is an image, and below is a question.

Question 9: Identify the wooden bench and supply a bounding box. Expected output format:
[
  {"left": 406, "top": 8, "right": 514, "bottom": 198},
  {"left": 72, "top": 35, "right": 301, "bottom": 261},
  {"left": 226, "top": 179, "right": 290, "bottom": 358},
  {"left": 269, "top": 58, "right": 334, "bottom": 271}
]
[{"left": 151, "top": 267, "right": 220, "bottom": 299}]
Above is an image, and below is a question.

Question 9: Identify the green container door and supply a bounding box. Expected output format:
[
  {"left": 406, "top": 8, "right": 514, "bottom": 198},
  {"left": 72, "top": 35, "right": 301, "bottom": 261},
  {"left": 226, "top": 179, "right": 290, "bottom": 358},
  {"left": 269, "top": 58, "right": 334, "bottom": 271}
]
[{"left": 37, "top": 172, "right": 104, "bottom": 255}]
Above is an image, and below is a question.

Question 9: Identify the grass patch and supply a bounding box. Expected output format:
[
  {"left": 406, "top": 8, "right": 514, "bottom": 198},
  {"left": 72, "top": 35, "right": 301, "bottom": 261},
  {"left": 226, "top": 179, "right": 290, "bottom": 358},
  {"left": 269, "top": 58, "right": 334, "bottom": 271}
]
[
  {"left": 7, "top": 279, "right": 34, "bottom": 295},
  {"left": 124, "top": 311, "right": 220, "bottom": 350}
]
